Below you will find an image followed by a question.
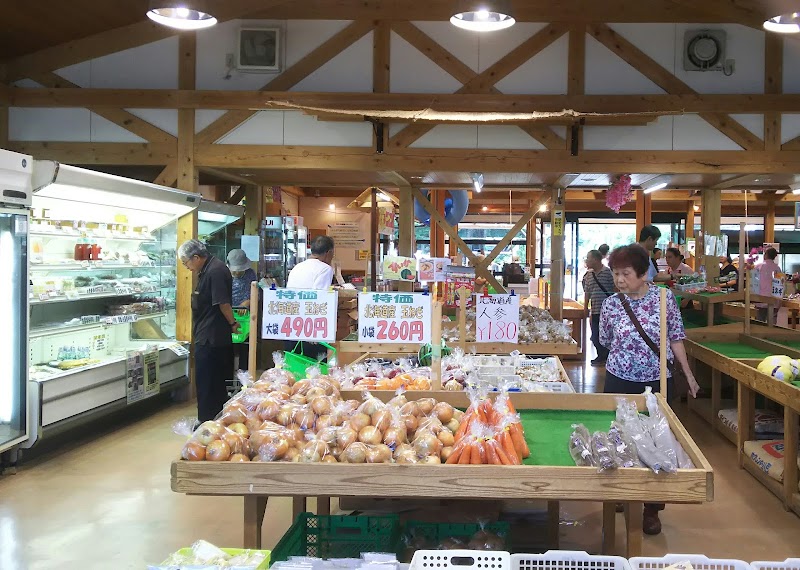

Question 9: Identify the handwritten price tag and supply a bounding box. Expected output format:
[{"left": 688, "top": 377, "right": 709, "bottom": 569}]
[
  {"left": 475, "top": 293, "right": 520, "bottom": 343},
  {"left": 358, "top": 292, "right": 431, "bottom": 344},
  {"left": 38, "top": 292, "right": 50, "bottom": 302},
  {"left": 115, "top": 286, "right": 134, "bottom": 295},
  {"left": 103, "top": 314, "right": 139, "bottom": 325},
  {"left": 261, "top": 288, "right": 338, "bottom": 342},
  {"left": 85, "top": 286, "right": 106, "bottom": 295}
]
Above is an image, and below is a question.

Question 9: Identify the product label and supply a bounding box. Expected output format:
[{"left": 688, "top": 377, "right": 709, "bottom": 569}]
[
  {"left": 358, "top": 292, "right": 431, "bottom": 344},
  {"left": 262, "top": 288, "right": 338, "bottom": 342},
  {"left": 475, "top": 293, "right": 520, "bottom": 343}
]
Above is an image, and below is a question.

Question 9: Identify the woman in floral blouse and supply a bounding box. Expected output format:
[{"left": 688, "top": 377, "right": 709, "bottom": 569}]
[{"left": 599, "top": 244, "right": 700, "bottom": 536}]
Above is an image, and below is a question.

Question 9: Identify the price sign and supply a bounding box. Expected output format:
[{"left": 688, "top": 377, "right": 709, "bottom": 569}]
[
  {"left": 261, "top": 288, "right": 338, "bottom": 342},
  {"left": 38, "top": 292, "right": 50, "bottom": 302},
  {"left": 85, "top": 286, "right": 106, "bottom": 295},
  {"left": 772, "top": 277, "right": 785, "bottom": 299},
  {"left": 475, "top": 293, "right": 520, "bottom": 343},
  {"left": 358, "top": 292, "right": 431, "bottom": 344},
  {"left": 553, "top": 209, "right": 565, "bottom": 237},
  {"left": 115, "top": 286, "right": 134, "bottom": 295},
  {"left": 104, "top": 314, "right": 139, "bottom": 325}
]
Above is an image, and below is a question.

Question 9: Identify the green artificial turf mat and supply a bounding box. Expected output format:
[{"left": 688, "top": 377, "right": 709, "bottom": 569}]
[
  {"left": 518, "top": 409, "right": 616, "bottom": 466},
  {"left": 770, "top": 340, "right": 800, "bottom": 351},
  {"left": 699, "top": 341, "right": 772, "bottom": 359}
]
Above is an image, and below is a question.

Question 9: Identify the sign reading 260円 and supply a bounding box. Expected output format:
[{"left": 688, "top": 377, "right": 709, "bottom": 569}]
[
  {"left": 358, "top": 292, "right": 431, "bottom": 344},
  {"left": 262, "top": 288, "right": 338, "bottom": 342}
]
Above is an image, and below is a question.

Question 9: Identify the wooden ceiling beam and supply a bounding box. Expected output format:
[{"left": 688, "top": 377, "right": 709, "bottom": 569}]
[
  {"left": 710, "top": 174, "right": 761, "bottom": 189},
  {"left": 302, "top": 111, "right": 655, "bottom": 126},
  {"left": 587, "top": 23, "right": 764, "bottom": 152},
  {"left": 199, "top": 166, "right": 259, "bottom": 188},
  {"left": 3, "top": 0, "right": 293, "bottom": 82},
  {"left": 196, "top": 20, "right": 374, "bottom": 145},
  {"left": 13, "top": 88, "right": 800, "bottom": 115}
]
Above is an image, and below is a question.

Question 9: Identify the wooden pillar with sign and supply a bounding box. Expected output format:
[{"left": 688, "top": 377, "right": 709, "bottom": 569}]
[
  {"left": 635, "top": 191, "right": 652, "bottom": 241},
  {"left": 550, "top": 188, "right": 565, "bottom": 321},
  {"left": 702, "top": 189, "right": 722, "bottom": 282},
  {"left": 527, "top": 198, "right": 536, "bottom": 275},
  {"left": 765, "top": 198, "right": 776, "bottom": 244},
  {"left": 685, "top": 201, "right": 696, "bottom": 270},
  {"left": 398, "top": 185, "right": 415, "bottom": 292}
]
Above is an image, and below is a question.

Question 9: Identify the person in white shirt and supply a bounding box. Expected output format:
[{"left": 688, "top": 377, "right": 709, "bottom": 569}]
[
  {"left": 665, "top": 247, "right": 694, "bottom": 277},
  {"left": 287, "top": 236, "right": 335, "bottom": 289},
  {"left": 285, "top": 236, "right": 335, "bottom": 360}
]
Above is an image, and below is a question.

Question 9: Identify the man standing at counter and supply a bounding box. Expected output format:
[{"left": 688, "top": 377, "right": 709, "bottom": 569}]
[{"left": 178, "top": 239, "right": 239, "bottom": 422}]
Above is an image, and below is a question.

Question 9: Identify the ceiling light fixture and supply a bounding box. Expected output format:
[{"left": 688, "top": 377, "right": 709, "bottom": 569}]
[
  {"left": 693, "top": 204, "right": 700, "bottom": 212},
  {"left": 329, "top": 203, "right": 336, "bottom": 210},
  {"left": 791, "top": 182, "right": 800, "bottom": 195},
  {"left": 641, "top": 175, "right": 671, "bottom": 194},
  {"left": 482, "top": 206, "right": 488, "bottom": 212},
  {"left": 470, "top": 172, "right": 484, "bottom": 193},
  {"left": 147, "top": 1, "right": 217, "bottom": 30},
  {"left": 539, "top": 204, "right": 548, "bottom": 212},
  {"left": 764, "top": 12, "right": 800, "bottom": 34},
  {"left": 450, "top": 0, "right": 515, "bottom": 32}
]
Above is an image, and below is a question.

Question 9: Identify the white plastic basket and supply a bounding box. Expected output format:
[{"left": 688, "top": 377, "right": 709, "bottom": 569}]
[
  {"left": 512, "top": 550, "right": 631, "bottom": 570},
  {"left": 629, "top": 555, "right": 752, "bottom": 570},
  {"left": 539, "top": 381, "right": 575, "bottom": 393},
  {"left": 517, "top": 357, "right": 558, "bottom": 367},
  {"left": 752, "top": 560, "right": 800, "bottom": 570},
  {"left": 410, "top": 550, "right": 510, "bottom": 570},
  {"left": 675, "top": 282, "right": 707, "bottom": 292}
]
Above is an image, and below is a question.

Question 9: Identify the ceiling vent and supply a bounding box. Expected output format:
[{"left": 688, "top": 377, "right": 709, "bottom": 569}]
[{"left": 683, "top": 29, "right": 734, "bottom": 74}]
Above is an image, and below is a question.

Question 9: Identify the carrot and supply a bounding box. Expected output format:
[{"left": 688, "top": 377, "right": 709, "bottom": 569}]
[
  {"left": 500, "top": 430, "right": 520, "bottom": 465},
  {"left": 509, "top": 422, "right": 527, "bottom": 459},
  {"left": 492, "top": 439, "right": 512, "bottom": 465},
  {"left": 458, "top": 444, "right": 472, "bottom": 464},
  {"left": 504, "top": 398, "right": 518, "bottom": 415},
  {"left": 470, "top": 442, "right": 483, "bottom": 464},
  {"left": 446, "top": 446, "right": 463, "bottom": 464},
  {"left": 512, "top": 423, "right": 531, "bottom": 458},
  {"left": 476, "top": 402, "right": 490, "bottom": 425},
  {"left": 485, "top": 439, "right": 500, "bottom": 464},
  {"left": 455, "top": 411, "right": 475, "bottom": 440}
]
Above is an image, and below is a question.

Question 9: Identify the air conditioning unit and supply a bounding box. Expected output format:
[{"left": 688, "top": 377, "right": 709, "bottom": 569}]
[
  {"left": 683, "top": 29, "right": 734, "bottom": 74},
  {"left": 236, "top": 27, "right": 282, "bottom": 72}
]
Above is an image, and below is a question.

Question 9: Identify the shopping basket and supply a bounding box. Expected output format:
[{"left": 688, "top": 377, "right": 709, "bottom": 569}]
[
  {"left": 232, "top": 308, "right": 250, "bottom": 344},
  {"left": 284, "top": 341, "right": 336, "bottom": 379}
]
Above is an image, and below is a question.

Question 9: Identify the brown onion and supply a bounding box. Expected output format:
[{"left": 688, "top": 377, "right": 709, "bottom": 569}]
[{"left": 358, "top": 425, "right": 383, "bottom": 445}]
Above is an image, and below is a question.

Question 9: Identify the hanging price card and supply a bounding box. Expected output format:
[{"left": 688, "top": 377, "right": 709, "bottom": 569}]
[
  {"left": 261, "top": 288, "right": 338, "bottom": 342},
  {"left": 772, "top": 277, "right": 785, "bottom": 299},
  {"left": 475, "top": 293, "right": 520, "bottom": 343},
  {"left": 358, "top": 292, "right": 431, "bottom": 344}
]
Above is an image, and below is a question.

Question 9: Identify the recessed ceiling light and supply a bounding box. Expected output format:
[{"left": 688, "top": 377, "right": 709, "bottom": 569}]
[
  {"left": 482, "top": 206, "right": 488, "bottom": 212},
  {"left": 147, "top": 1, "right": 217, "bottom": 30},
  {"left": 764, "top": 13, "right": 800, "bottom": 34},
  {"left": 539, "top": 204, "right": 548, "bottom": 212},
  {"left": 450, "top": 0, "right": 515, "bottom": 32},
  {"left": 329, "top": 203, "right": 336, "bottom": 210},
  {"left": 693, "top": 204, "right": 700, "bottom": 212}
]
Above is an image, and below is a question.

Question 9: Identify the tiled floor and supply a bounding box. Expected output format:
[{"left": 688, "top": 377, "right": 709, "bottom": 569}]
[{"left": 1, "top": 363, "right": 799, "bottom": 570}]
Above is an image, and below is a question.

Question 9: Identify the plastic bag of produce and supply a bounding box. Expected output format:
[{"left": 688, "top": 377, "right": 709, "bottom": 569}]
[
  {"left": 569, "top": 423, "right": 596, "bottom": 466},
  {"left": 615, "top": 397, "right": 677, "bottom": 474},
  {"left": 591, "top": 430, "right": 618, "bottom": 472},
  {"left": 608, "top": 421, "right": 640, "bottom": 468},
  {"left": 644, "top": 387, "right": 694, "bottom": 469}
]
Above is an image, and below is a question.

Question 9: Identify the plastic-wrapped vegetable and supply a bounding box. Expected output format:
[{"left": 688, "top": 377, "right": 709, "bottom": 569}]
[
  {"left": 569, "top": 424, "right": 596, "bottom": 466},
  {"left": 644, "top": 387, "right": 694, "bottom": 469},
  {"left": 608, "top": 421, "right": 640, "bottom": 468},
  {"left": 615, "top": 397, "right": 676, "bottom": 474},
  {"left": 590, "top": 431, "right": 617, "bottom": 472}
]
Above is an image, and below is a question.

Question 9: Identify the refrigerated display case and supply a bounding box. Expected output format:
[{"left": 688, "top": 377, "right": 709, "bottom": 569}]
[
  {"left": 198, "top": 200, "right": 244, "bottom": 262},
  {"left": 24, "top": 161, "right": 201, "bottom": 445},
  {"left": 0, "top": 149, "right": 32, "bottom": 460},
  {"left": 258, "top": 215, "right": 307, "bottom": 285}
]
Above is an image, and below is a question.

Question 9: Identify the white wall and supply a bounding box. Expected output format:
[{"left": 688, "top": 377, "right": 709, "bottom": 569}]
[
  {"left": 299, "top": 196, "right": 369, "bottom": 272},
  {"left": 9, "top": 21, "right": 792, "bottom": 150}
]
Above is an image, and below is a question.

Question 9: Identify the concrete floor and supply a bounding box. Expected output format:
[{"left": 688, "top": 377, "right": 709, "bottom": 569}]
[{"left": 1, "top": 364, "right": 800, "bottom": 570}]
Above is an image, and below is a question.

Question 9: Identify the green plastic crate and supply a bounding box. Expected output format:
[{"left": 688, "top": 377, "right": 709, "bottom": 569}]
[
  {"left": 271, "top": 513, "right": 401, "bottom": 565},
  {"left": 164, "top": 547, "right": 270, "bottom": 569},
  {"left": 403, "top": 520, "right": 511, "bottom": 549},
  {"left": 232, "top": 308, "right": 251, "bottom": 344},
  {"left": 284, "top": 342, "right": 336, "bottom": 380}
]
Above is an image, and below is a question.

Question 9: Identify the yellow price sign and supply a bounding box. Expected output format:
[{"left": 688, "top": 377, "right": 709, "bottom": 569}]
[{"left": 553, "top": 209, "right": 565, "bottom": 236}]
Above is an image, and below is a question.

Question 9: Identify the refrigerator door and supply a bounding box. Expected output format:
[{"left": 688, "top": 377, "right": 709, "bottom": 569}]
[{"left": 0, "top": 209, "right": 28, "bottom": 452}]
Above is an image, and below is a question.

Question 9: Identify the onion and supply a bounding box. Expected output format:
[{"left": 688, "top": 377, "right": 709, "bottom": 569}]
[
  {"left": 290, "top": 394, "right": 308, "bottom": 405},
  {"left": 400, "top": 402, "right": 421, "bottom": 416},
  {"left": 337, "top": 426, "right": 358, "bottom": 449},
  {"left": 306, "top": 387, "right": 328, "bottom": 400},
  {"left": 222, "top": 431, "right": 245, "bottom": 455},
  {"left": 444, "top": 380, "right": 463, "bottom": 391},
  {"left": 315, "top": 414, "right": 334, "bottom": 431},
  {"left": 371, "top": 410, "right": 392, "bottom": 432},
  {"left": 292, "top": 379, "right": 312, "bottom": 395},
  {"left": 437, "top": 430, "right": 455, "bottom": 447},
  {"left": 433, "top": 402, "right": 454, "bottom": 423},
  {"left": 359, "top": 398, "right": 384, "bottom": 416},
  {"left": 375, "top": 444, "right": 393, "bottom": 462},
  {"left": 416, "top": 398, "right": 436, "bottom": 415},
  {"left": 321, "top": 455, "right": 338, "bottom": 463},
  {"left": 182, "top": 441, "right": 206, "bottom": 461},
  {"left": 349, "top": 413, "right": 371, "bottom": 432},
  {"left": 395, "top": 450, "right": 419, "bottom": 464},
  {"left": 342, "top": 442, "right": 368, "bottom": 463},
  {"left": 286, "top": 424, "right": 306, "bottom": 443},
  {"left": 440, "top": 446, "right": 454, "bottom": 462},
  {"left": 412, "top": 430, "right": 442, "bottom": 458},
  {"left": 388, "top": 394, "right": 408, "bottom": 408},
  {"left": 358, "top": 426, "right": 383, "bottom": 445},
  {"left": 284, "top": 447, "right": 301, "bottom": 462},
  {"left": 365, "top": 446, "right": 384, "bottom": 463},
  {"left": 446, "top": 419, "right": 460, "bottom": 433},
  {"left": 206, "top": 440, "right": 232, "bottom": 461},
  {"left": 422, "top": 455, "right": 441, "bottom": 464},
  {"left": 383, "top": 427, "right": 407, "bottom": 447},
  {"left": 220, "top": 403, "right": 249, "bottom": 424},
  {"left": 301, "top": 440, "right": 329, "bottom": 462},
  {"left": 228, "top": 422, "right": 250, "bottom": 438},
  {"left": 402, "top": 414, "right": 419, "bottom": 433},
  {"left": 276, "top": 405, "right": 295, "bottom": 426},
  {"left": 293, "top": 409, "right": 317, "bottom": 430},
  {"left": 317, "top": 426, "right": 339, "bottom": 444},
  {"left": 230, "top": 453, "right": 250, "bottom": 462},
  {"left": 311, "top": 396, "right": 332, "bottom": 416},
  {"left": 453, "top": 409, "right": 464, "bottom": 421}
]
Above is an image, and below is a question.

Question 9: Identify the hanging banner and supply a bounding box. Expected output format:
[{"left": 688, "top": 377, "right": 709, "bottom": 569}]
[
  {"left": 358, "top": 292, "right": 431, "bottom": 343},
  {"left": 444, "top": 275, "right": 474, "bottom": 308},
  {"left": 553, "top": 209, "right": 565, "bottom": 237},
  {"left": 475, "top": 293, "right": 520, "bottom": 343},
  {"left": 377, "top": 207, "right": 395, "bottom": 236},
  {"left": 262, "top": 288, "right": 338, "bottom": 342},
  {"left": 418, "top": 257, "right": 450, "bottom": 282},
  {"left": 382, "top": 255, "right": 417, "bottom": 281},
  {"left": 327, "top": 222, "right": 366, "bottom": 248}
]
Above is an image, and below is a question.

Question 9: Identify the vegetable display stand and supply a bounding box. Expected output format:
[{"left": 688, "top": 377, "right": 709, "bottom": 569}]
[
  {"left": 684, "top": 325, "right": 800, "bottom": 518},
  {"left": 171, "top": 392, "right": 713, "bottom": 558},
  {"left": 676, "top": 290, "right": 744, "bottom": 328}
]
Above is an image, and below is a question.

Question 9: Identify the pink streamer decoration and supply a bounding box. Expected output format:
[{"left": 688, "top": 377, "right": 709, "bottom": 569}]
[{"left": 605, "top": 174, "right": 633, "bottom": 213}]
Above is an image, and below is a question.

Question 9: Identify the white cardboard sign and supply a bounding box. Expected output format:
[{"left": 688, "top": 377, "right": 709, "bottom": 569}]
[
  {"left": 262, "top": 288, "right": 338, "bottom": 342},
  {"left": 475, "top": 293, "right": 520, "bottom": 343},
  {"left": 358, "top": 292, "right": 431, "bottom": 344}
]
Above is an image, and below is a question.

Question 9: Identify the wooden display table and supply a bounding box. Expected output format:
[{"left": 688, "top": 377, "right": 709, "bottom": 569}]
[
  {"left": 684, "top": 325, "right": 800, "bottom": 516},
  {"left": 171, "top": 392, "right": 713, "bottom": 557},
  {"left": 675, "top": 290, "right": 743, "bottom": 327}
]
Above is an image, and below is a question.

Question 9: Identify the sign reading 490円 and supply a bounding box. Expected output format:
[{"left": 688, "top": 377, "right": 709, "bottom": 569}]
[
  {"left": 358, "top": 292, "right": 431, "bottom": 344},
  {"left": 262, "top": 288, "right": 338, "bottom": 342}
]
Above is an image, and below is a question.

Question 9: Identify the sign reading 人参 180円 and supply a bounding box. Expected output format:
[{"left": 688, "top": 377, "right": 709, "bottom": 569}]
[
  {"left": 358, "top": 292, "right": 431, "bottom": 344},
  {"left": 262, "top": 288, "right": 338, "bottom": 342}
]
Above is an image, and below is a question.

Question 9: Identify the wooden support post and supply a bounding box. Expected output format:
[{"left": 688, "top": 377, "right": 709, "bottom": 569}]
[
  {"left": 293, "top": 496, "right": 307, "bottom": 520},
  {"left": 765, "top": 34, "right": 783, "bottom": 152},
  {"left": 371, "top": 187, "right": 378, "bottom": 291},
  {"left": 737, "top": 384, "right": 755, "bottom": 468},
  {"left": 457, "top": 286, "right": 469, "bottom": 353},
  {"left": 765, "top": 198, "right": 776, "bottom": 244},
  {"left": 784, "top": 408, "right": 799, "bottom": 511},
  {"left": 243, "top": 496, "right": 268, "bottom": 549},
  {"left": 710, "top": 368, "right": 721, "bottom": 431},
  {"left": 244, "top": 186, "right": 265, "bottom": 236},
  {"left": 432, "top": 190, "right": 446, "bottom": 258},
  {"left": 248, "top": 281, "right": 259, "bottom": 380},
  {"left": 601, "top": 502, "right": 616, "bottom": 555},
  {"left": 624, "top": 502, "right": 643, "bottom": 557},
  {"left": 547, "top": 500, "right": 561, "bottom": 550},
  {"left": 0, "top": 105, "right": 8, "bottom": 147},
  {"left": 635, "top": 190, "right": 652, "bottom": 240},
  {"left": 398, "top": 185, "right": 414, "bottom": 292},
  {"left": 685, "top": 200, "right": 696, "bottom": 270},
  {"left": 431, "top": 301, "right": 443, "bottom": 390},
  {"left": 527, "top": 199, "right": 536, "bottom": 274},
  {"left": 702, "top": 188, "right": 721, "bottom": 283},
  {"left": 176, "top": 211, "right": 198, "bottom": 343},
  {"left": 550, "top": 187, "right": 564, "bottom": 321}
]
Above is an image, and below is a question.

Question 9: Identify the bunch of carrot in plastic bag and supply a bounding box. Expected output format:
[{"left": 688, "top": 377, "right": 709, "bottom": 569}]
[{"left": 445, "top": 386, "right": 530, "bottom": 465}]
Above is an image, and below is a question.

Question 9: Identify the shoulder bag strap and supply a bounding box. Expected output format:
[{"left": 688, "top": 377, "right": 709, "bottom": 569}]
[
  {"left": 617, "top": 293, "right": 660, "bottom": 357},
  {"left": 592, "top": 271, "right": 611, "bottom": 295}
]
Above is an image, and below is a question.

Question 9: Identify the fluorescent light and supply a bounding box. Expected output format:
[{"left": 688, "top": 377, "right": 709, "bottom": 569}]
[
  {"left": 470, "top": 172, "right": 484, "bottom": 193},
  {"left": 764, "top": 13, "right": 800, "bottom": 34},
  {"left": 641, "top": 175, "right": 671, "bottom": 194},
  {"left": 693, "top": 204, "right": 700, "bottom": 212},
  {"left": 0, "top": 228, "right": 14, "bottom": 422},
  {"left": 643, "top": 182, "right": 668, "bottom": 194},
  {"left": 147, "top": 1, "right": 217, "bottom": 30},
  {"left": 482, "top": 206, "right": 488, "bottom": 212},
  {"left": 329, "top": 203, "right": 336, "bottom": 210},
  {"left": 450, "top": 0, "right": 515, "bottom": 31}
]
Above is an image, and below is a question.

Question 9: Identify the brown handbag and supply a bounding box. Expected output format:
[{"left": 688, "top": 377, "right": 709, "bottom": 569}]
[{"left": 618, "top": 294, "right": 689, "bottom": 399}]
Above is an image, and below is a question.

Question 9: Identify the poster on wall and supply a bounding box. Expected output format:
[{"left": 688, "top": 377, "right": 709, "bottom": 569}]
[
  {"left": 382, "top": 256, "right": 417, "bottom": 281},
  {"left": 327, "top": 222, "right": 366, "bottom": 248},
  {"left": 127, "top": 348, "right": 160, "bottom": 404},
  {"left": 378, "top": 207, "right": 395, "bottom": 236},
  {"left": 418, "top": 258, "right": 450, "bottom": 282},
  {"left": 444, "top": 276, "right": 474, "bottom": 308}
]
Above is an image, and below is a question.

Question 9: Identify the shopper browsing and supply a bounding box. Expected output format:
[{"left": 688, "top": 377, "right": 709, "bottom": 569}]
[
  {"left": 665, "top": 247, "right": 693, "bottom": 277},
  {"left": 582, "top": 250, "right": 615, "bottom": 366},
  {"left": 756, "top": 247, "right": 781, "bottom": 324},
  {"left": 599, "top": 244, "right": 699, "bottom": 536},
  {"left": 719, "top": 256, "right": 739, "bottom": 290},
  {"left": 178, "top": 240, "right": 238, "bottom": 422},
  {"left": 637, "top": 225, "right": 669, "bottom": 283},
  {"left": 227, "top": 249, "right": 257, "bottom": 371},
  {"left": 286, "top": 236, "right": 336, "bottom": 359}
]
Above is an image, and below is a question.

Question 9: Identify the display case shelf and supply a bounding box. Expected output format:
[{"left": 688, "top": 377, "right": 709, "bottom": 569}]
[
  {"left": 30, "top": 290, "right": 159, "bottom": 305},
  {"left": 30, "top": 311, "right": 169, "bottom": 337},
  {"left": 31, "top": 263, "right": 170, "bottom": 272},
  {"left": 30, "top": 230, "right": 155, "bottom": 243}
]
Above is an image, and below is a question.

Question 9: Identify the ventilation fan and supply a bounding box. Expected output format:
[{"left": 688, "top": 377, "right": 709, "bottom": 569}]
[{"left": 683, "top": 29, "right": 733, "bottom": 73}]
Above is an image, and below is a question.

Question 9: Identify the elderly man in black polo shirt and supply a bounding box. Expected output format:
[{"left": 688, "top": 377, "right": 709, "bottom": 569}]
[{"left": 178, "top": 239, "right": 239, "bottom": 421}]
